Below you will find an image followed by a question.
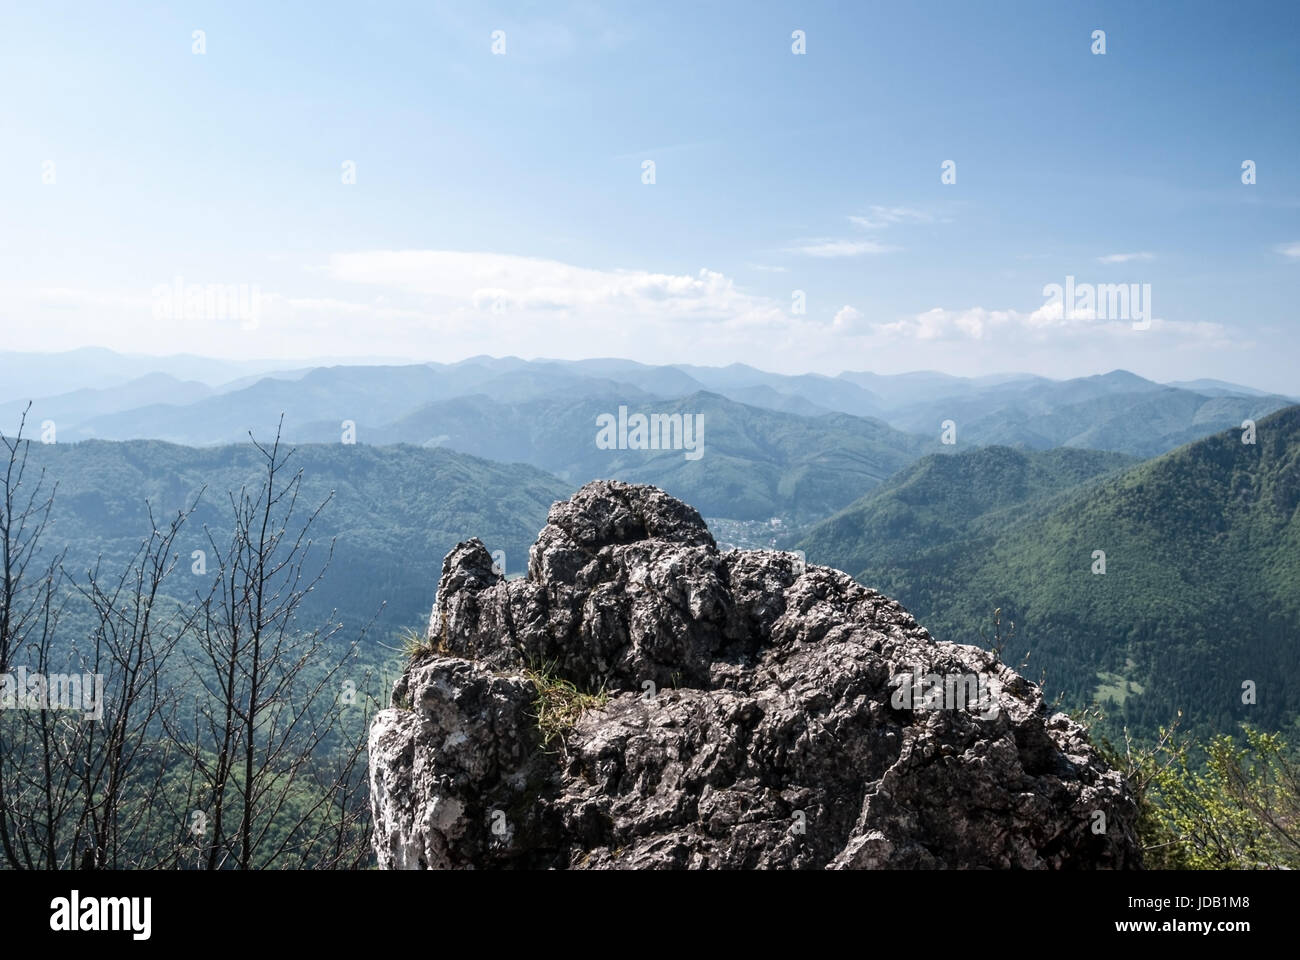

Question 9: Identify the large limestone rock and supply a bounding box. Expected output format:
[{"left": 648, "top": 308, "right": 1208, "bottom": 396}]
[{"left": 369, "top": 480, "right": 1141, "bottom": 869}]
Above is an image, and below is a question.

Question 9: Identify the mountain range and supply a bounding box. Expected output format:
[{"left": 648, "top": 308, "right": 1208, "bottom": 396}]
[
  {"left": 5, "top": 349, "right": 1297, "bottom": 742},
  {"left": 3, "top": 352, "right": 1293, "bottom": 528}
]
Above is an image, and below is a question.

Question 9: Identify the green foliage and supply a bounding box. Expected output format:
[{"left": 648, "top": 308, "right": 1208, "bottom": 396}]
[
  {"left": 1101, "top": 721, "right": 1300, "bottom": 870},
  {"left": 978, "top": 606, "right": 1017, "bottom": 664}
]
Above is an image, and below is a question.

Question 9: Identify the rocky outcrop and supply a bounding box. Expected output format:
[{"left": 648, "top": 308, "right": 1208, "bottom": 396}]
[{"left": 369, "top": 480, "right": 1141, "bottom": 869}]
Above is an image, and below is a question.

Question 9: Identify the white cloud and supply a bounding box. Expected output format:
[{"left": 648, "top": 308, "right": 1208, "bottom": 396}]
[
  {"left": 786, "top": 205, "right": 930, "bottom": 259},
  {"left": 847, "top": 206, "right": 934, "bottom": 230},
  {"left": 788, "top": 239, "right": 896, "bottom": 258},
  {"left": 832, "top": 305, "right": 865, "bottom": 333},
  {"left": 1275, "top": 242, "right": 1300, "bottom": 259},
  {"left": 1097, "top": 252, "right": 1155, "bottom": 263},
  {"left": 328, "top": 250, "right": 787, "bottom": 327},
  {"left": 5, "top": 251, "right": 809, "bottom": 360},
  {"left": 871, "top": 307, "right": 1015, "bottom": 341}
]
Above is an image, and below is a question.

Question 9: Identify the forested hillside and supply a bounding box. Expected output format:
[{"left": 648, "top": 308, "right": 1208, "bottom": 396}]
[
  {"left": 799, "top": 406, "right": 1300, "bottom": 741},
  {"left": 25, "top": 437, "right": 567, "bottom": 635}
]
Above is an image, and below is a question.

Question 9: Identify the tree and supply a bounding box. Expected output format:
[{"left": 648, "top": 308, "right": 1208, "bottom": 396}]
[
  {"left": 1104, "top": 717, "right": 1300, "bottom": 870},
  {"left": 172, "top": 420, "right": 373, "bottom": 869},
  {"left": 0, "top": 404, "right": 61, "bottom": 868},
  {"left": 1, "top": 412, "right": 375, "bottom": 870}
]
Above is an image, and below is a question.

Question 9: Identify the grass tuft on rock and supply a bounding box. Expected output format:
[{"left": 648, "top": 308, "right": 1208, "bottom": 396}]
[
  {"left": 523, "top": 661, "right": 608, "bottom": 747},
  {"left": 400, "top": 626, "right": 441, "bottom": 661}
]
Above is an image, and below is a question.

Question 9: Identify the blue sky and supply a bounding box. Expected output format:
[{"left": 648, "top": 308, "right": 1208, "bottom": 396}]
[{"left": 1, "top": 1, "right": 1297, "bottom": 391}]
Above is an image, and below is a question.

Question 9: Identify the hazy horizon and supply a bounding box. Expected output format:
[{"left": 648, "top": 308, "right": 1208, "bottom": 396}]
[
  {"left": 3, "top": 2, "right": 1296, "bottom": 394},
  {"left": 0, "top": 344, "right": 1295, "bottom": 398}
]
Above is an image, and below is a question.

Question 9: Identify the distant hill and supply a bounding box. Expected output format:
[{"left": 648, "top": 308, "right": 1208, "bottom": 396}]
[
  {"left": 1167, "top": 378, "right": 1298, "bottom": 401},
  {"left": 837, "top": 369, "right": 1049, "bottom": 408},
  {"left": 0, "top": 373, "right": 215, "bottom": 436},
  {"left": 364, "top": 390, "right": 931, "bottom": 524},
  {"left": 797, "top": 445, "right": 1139, "bottom": 577},
  {"left": 60, "top": 362, "right": 671, "bottom": 444},
  {"left": 24, "top": 438, "right": 568, "bottom": 634},
  {"left": 0, "top": 348, "right": 293, "bottom": 404},
  {"left": 885, "top": 371, "right": 1293, "bottom": 456},
  {"left": 798, "top": 406, "right": 1300, "bottom": 739}
]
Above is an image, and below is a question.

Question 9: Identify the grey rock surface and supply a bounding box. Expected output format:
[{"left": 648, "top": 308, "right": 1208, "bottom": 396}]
[{"left": 369, "top": 480, "right": 1141, "bottom": 869}]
